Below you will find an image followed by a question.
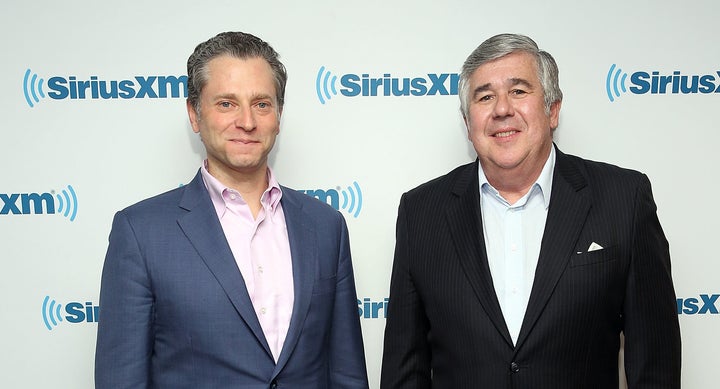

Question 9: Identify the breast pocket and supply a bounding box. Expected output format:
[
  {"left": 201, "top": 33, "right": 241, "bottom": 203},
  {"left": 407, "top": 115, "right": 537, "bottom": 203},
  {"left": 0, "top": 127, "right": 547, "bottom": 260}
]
[{"left": 570, "top": 245, "right": 619, "bottom": 267}]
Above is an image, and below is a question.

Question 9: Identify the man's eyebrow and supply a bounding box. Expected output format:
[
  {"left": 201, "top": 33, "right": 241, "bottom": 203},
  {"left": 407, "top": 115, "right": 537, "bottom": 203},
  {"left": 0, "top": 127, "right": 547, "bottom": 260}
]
[
  {"left": 508, "top": 77, "right": 534, "bottom": 88},
  {"left": 472, "top": 83, "right": 492, "bottom": 99},
  {"left": 472, "top": 78, "right": 535, "bottom": 98},
  {"left": 211, "top": 92, "right": 275, "bottom": 101}
]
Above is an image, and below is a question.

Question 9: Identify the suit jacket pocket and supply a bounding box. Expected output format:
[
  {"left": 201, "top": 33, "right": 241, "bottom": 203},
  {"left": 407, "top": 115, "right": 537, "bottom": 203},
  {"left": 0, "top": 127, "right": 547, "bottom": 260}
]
[
  {"left": 312, "top": 276, "right": 337, "bottom": 295},
  {"left": 570, "top": 245, "right": 618, "bottom": 267}
]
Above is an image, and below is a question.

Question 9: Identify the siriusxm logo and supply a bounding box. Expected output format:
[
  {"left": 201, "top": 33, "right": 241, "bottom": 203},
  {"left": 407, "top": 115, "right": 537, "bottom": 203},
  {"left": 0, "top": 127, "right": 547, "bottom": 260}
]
[
  {"left": 41, "top": 296, "right": 99, "bottom": 331},
  {"left": 677, "top": 294, "right": 719, "bottom": 315},
  {"left": 23, "top": 68, "right": 187, "bottom": 108},
  {"left": 358, "top": 297, "right": 388, "bottom": 319},
  {"left": 299, "top": 181, "right": 363, "bottom": 218},
  {"left": 316, "top": 66, "right": 458, "bottom": 104},
  {"left": 606, "top": 63, "right": 720, "bottom": 102},
  {"left": 1, "top": 185, "right": 78, "bottom": 222}
]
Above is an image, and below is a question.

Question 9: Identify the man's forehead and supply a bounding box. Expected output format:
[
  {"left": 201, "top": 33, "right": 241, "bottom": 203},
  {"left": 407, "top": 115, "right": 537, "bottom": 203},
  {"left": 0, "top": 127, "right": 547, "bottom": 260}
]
[{"left": 472, "top": 52, "right": 538, "bottom": 85}]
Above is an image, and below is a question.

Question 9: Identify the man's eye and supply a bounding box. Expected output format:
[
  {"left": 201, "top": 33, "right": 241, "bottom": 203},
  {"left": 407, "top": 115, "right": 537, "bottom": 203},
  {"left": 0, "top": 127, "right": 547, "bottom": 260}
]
[
  {"left": 219, "top": 101, "right": 232, "bottom": 108},
  {"left": 511, "top": 89, "right": 527, "bottom": 95}
]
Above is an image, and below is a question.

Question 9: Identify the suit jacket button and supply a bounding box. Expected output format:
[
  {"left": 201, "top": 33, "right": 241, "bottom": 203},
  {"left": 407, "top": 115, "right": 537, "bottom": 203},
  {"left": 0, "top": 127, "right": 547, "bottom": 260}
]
[
  {"left": 510, "top": 362, "right": 520, "bottom": 373},
  {"left": 270, "top": 381, "right": 277, "bottom": 389}
]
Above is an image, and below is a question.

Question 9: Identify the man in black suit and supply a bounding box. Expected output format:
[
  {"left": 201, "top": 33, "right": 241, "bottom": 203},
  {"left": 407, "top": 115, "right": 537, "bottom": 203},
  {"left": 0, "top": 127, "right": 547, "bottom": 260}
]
[{"left": 380, "top": 33, "right": 681, "bottom": 388}]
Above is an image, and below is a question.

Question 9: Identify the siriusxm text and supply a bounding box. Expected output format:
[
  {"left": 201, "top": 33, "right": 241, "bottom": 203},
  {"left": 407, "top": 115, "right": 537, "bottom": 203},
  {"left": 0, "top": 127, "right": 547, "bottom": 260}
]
[
  {"left": 65, "top": 302, "right": 100, "bottom": 323},
  {"left": 630, "top": 70, "right": 720, "bottom": 94},
  {"left": 340, "top": 73, "right": 459, "bottom": 97},
  {"left": 1, "top": 192, "right": 54, "bottom": 215},
  {"left": 677, "top": 294, "right": 719, "bottom": 315},
  {"left": 358, "top": 297, "right": 388, "bottom": 319},
  {"left": 301, "top": 189, "right": 343, "bottom": 210},
  {"left": 46, "top": 75, "right": 187, "bottom": 100}
]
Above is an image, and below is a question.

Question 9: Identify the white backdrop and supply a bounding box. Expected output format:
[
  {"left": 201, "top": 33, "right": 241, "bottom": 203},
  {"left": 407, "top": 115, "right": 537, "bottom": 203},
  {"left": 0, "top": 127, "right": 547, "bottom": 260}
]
[{"left": 1, "top": 1, "right": 717, "bottom": 387}]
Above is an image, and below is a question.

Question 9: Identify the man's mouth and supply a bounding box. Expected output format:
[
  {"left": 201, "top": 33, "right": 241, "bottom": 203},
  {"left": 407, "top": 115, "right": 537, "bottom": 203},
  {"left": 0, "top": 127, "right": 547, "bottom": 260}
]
[{"left": 493, "top": 130, "right": 518, "bottom": 138}]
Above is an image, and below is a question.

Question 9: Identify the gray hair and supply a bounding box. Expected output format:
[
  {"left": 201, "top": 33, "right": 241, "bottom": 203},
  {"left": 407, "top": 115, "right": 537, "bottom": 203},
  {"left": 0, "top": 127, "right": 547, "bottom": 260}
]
[
  {"left": 186, "top": 31, "right": 287, "bottom": 114},
  {"left": 458, "top": 33, "right": 562, "bottom": 118}
]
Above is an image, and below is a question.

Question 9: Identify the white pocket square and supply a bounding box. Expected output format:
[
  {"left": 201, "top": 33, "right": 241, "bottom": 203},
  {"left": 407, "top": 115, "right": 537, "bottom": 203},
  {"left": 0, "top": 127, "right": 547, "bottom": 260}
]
[{"left": 587, "top": 242, "right": 604, "bottom": 252}]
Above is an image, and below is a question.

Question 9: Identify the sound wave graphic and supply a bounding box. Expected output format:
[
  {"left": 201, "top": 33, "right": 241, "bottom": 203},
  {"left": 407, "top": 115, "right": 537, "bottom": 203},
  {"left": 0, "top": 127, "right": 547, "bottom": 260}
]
[
  {"left": 340, "top": 181, "right": 362, "bottom": 218},
  {"left": 42, "top": 296, "right": 63, "bottom": 331},
  {"left": 316, "top": 66, "right": 338, "bottom": 104},
  {"left": 23, "top": 68, "right": 46, "bottom": 108},
  {"left": 606, "top": 64, "right": 628, "bottom": 102},
  {"left": 55, "top": 185, "right": 78, "bottom": 222}
]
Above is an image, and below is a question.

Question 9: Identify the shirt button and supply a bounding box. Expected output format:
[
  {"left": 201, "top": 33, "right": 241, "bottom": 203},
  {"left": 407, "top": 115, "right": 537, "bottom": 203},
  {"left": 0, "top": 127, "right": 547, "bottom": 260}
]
[
  {"left": 260, "top": 307, "right": 267, "bottom": 315},
  {"left": 229, "top": 194, "right": 236, "bottom": 200},
  {"left": 510, "top": 362, "right": 520, "bottom": 373}
]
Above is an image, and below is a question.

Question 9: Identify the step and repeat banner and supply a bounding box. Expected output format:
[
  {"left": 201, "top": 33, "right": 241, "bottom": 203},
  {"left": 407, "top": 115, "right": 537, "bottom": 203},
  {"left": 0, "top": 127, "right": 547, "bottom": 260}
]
[{"left": 1, "top": 0, "right": 717, "bottom": 387}]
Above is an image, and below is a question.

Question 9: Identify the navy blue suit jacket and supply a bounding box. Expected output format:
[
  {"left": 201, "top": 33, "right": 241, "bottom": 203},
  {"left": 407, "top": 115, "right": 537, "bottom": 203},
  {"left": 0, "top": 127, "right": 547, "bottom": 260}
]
[{"left": 95, "top": 171, "right": 368, "bottom": 389}]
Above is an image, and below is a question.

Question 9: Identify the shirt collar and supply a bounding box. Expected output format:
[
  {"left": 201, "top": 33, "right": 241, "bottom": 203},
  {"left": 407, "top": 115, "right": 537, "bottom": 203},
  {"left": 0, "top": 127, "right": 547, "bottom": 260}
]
[
  {"left": 200, "top": 160, "right": 283, "bottom": 216},
  {"left": 478, "top": 145, "right": 556, "bottom": 209}
]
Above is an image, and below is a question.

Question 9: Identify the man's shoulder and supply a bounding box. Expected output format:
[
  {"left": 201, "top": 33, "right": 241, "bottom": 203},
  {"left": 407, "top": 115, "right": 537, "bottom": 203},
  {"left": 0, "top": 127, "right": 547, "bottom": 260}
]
[
  {"left": 560, "top": 151, "right": 648, "bottom": 185},
  {"left": 404, "top": 161, "right": 477, "bottom": 199},
  {"left": 118, "top": 185, "right": 186, "bottom": 219}
]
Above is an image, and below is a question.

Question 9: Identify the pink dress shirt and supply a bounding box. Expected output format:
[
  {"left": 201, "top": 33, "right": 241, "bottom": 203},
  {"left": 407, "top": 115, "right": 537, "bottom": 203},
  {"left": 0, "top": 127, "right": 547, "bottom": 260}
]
[{"left": 201, "top": 163, "right": 294, "bottom": 362}]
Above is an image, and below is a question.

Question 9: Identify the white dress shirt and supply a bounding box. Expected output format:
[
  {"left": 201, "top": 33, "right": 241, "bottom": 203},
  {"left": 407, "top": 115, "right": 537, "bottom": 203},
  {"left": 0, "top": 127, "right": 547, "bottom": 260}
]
[{"left": 479, "top": 146, "right": 555, "bottom": 345}]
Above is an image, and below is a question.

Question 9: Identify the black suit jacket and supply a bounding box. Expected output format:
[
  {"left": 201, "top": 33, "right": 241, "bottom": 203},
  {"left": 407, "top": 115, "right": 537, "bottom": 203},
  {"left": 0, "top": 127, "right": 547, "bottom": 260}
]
[{"left": 381, "top": 147, "right": 681, "bottom": 389}]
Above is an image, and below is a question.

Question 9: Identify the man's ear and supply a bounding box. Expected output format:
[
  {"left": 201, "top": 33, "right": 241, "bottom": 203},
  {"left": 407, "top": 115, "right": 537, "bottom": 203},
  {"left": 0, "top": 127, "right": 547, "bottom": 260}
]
[
  {"left": 549, "top": 100, "right": 562, "bottom": 130},
  {"left": 187, "top": 100, "right": 200, "bottom": 133}
]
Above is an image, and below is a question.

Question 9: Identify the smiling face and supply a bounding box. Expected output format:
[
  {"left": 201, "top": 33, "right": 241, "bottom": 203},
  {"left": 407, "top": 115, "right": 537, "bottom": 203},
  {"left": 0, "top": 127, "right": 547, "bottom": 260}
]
[
  {"left": 187, "top": 55, "right": 281, "bottom": 184},
  {"left": 464, "top": 51, "right": 560, "bottom": 186}
]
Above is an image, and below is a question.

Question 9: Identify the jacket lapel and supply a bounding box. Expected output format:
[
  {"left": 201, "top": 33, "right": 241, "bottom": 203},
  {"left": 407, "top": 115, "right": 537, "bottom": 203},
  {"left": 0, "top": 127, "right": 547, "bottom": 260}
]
[
  {"left": 515, "top": 148, "right": 590, "bottom": 349},
  {"left": 273, "top": 188, "right": 315, "bottom": 374},
  {"left": 176, "top": 171, "right": 273, "bottom": 358},
  {"left": 446, "top": 161, "right": 514, "bottom": 347}
]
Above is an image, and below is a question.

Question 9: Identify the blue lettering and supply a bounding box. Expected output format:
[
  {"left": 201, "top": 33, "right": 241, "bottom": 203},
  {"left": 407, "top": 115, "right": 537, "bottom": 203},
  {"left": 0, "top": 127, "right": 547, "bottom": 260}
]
[
  {"left": 65, "top": 302, "right": 85, "bottom": 323},
  {"left": 47, "top": 76, "right": 69, "bottom": 99},
  {"left": 36, "top": 74, "right": 188, "bottom": 101},
  {"left": 681, "top": 298, "right": 699, "bottom": 314},
  {"left": 119, "top": 79, "right": 136, "bottom": 98},
  {"left": 449, "top": 73, "right": 459, "bottom": 94},
  {"left": 135, "top": 76, "right": 158, "bottom": 98},
  {"left": 0, "top": 193, "right": 21, "bottom": 214},
  {"left": 1, "top": 192, "right": 55, "bottom": 215},
  {"left": 157, "top": 75, "right": 188, "bottom": 98},
  {"left": 21, "top": 193, "right": 54, "bottom": 214},
  {"left": 699, "top": 75, "right": 715, "bottom": 93},
  {"left": 368, "top": 75, "right": 381, "bottom": 97},
  {"left": 630, "top": 70, "right": 720, "bottom": 96},
  {"left": 427, "top": 73, "right": 450, "bottom": 95},
  {"left": 65, "top": 301, "right": 99, "bottom": 323},
  {"left": 357, "top": 297, "right": 389, "bottom": 318},
  {"left": 629, "top": 72, "right": 651, "bottom": 94},
  {"left": 340, "top": 74, "right": 361, "bottom": 96},
  {"left": 303, "top": 189, "right": 340, "bottom": 210},
  {"left": 338, "top": 72, "right": 457, "bottom": 98},
  {"left": 411, "top": 77, "right": 427, "bottom": 96},
  {"left": 99, "top": 80, "right": 119, "bottom": 99},
  {"left": 699, "top": 294, "right": 719, "bottom": 314}
]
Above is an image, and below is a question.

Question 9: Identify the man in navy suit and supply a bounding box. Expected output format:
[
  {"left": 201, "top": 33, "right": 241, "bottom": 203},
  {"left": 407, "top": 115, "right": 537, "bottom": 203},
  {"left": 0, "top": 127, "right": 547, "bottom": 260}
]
[
  {"left": 381, "top": 33, "right": 681, "bottom": 388},
  {"left": 95, "top": 31, "right": 368, "bottom": 389}
]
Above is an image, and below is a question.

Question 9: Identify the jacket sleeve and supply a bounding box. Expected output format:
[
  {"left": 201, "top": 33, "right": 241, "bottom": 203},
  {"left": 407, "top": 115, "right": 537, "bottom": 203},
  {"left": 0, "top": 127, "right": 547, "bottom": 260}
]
[
  {"left": 380, "top": 195, "right": 432, "bottom": 389},
  {"left": 95, "top": 211, "right": 153, "bottom": 389},
  {"left": 623, "top": 174, "right": 681, "bottom": 388},
  {"left": 329, "top": 213, "right": 370, "bottom": 389}
]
